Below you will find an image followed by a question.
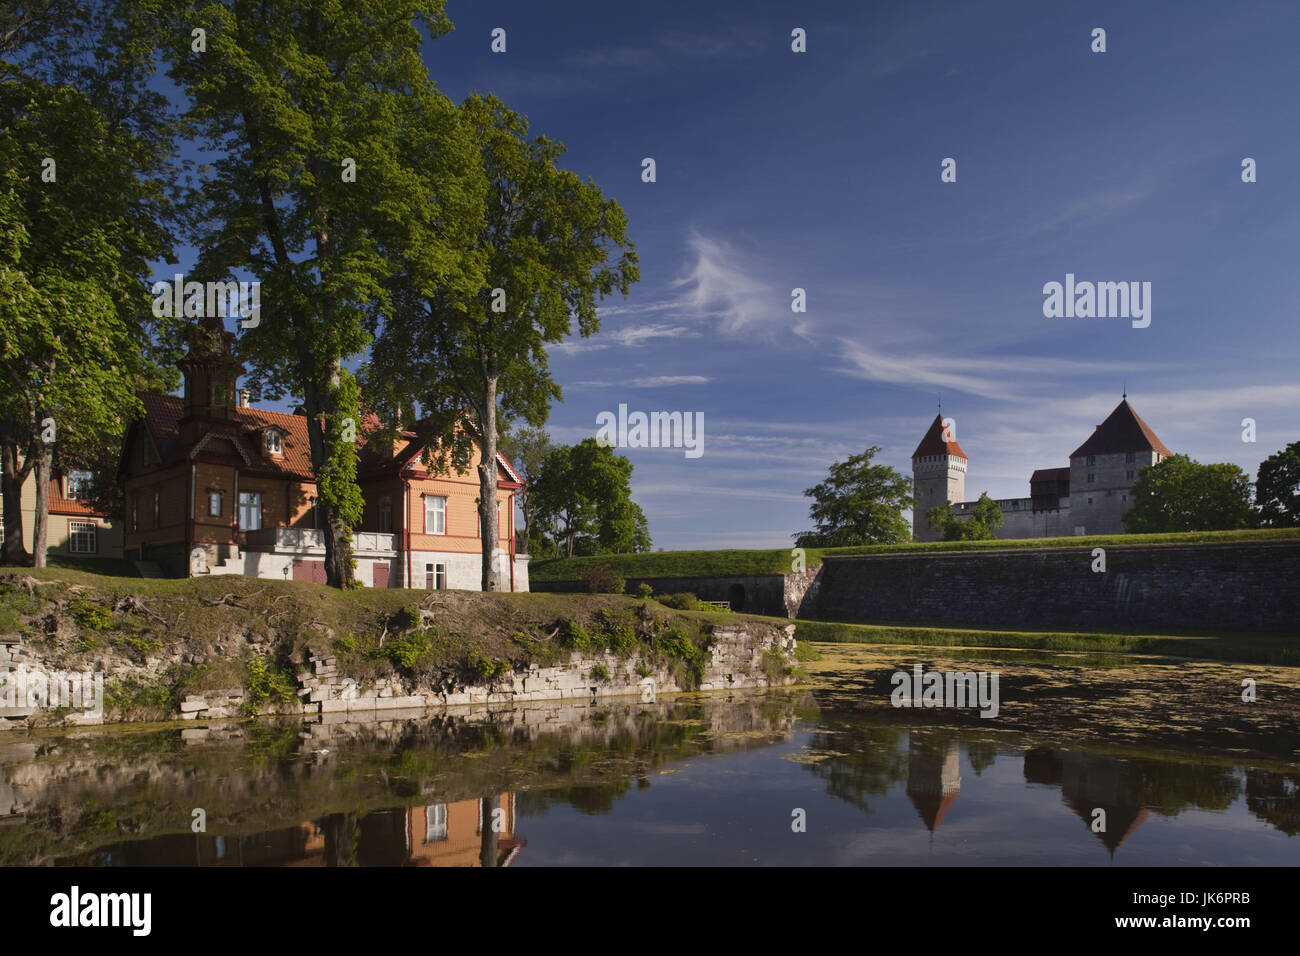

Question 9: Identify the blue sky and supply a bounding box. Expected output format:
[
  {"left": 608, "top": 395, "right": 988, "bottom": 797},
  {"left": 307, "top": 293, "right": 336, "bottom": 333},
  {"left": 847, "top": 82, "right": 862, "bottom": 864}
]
[{"left": 176, "top": 0, "right": 1300, "bottom": 549}]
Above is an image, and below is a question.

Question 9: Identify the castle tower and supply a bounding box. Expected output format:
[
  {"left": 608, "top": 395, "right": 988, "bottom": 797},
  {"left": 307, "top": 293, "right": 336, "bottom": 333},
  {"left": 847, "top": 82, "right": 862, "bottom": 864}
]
[
  {"left": 177, "top": 317, "right": 245, "bottom": 447},
  {"left": 1066, "top": 397, "right": 1172, "bottom": 536},
  {"left": 911, "top": 413, "right": 967, "bottom": 541}
]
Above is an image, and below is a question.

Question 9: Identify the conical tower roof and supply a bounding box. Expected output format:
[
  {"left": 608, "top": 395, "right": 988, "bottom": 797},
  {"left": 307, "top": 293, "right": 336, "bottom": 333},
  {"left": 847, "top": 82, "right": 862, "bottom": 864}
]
[
  {"left": 911, "top": 414, "right": 967, "bottom": 460},
  {"left": 1070, "top": 400, "right": 1171, "bottom": 459}
]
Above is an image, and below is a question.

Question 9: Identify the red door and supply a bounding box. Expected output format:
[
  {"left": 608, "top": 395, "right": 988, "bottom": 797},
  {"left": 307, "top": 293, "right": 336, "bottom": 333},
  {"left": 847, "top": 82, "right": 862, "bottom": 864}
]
[
  {"left": 372, "top": 564, "right": 390, "bottom": 589},
  {"left": 292, "top": 559, "right": 326, "bottom": 583}
]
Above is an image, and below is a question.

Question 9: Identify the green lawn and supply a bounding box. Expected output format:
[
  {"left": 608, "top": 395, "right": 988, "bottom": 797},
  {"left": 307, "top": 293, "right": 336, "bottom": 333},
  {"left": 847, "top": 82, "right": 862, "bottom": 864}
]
[
  {"left": 529, "top": 527, "right": 1300, "bottom": 582},
  {"left": 795, "top": 618, "right": 1300, "bottom": 666}
]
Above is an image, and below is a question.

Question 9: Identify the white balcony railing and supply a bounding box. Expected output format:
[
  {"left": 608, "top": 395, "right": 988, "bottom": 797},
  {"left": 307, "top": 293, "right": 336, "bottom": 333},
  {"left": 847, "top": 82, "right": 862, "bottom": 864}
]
[
  {"left": 353, "top": 532, "right": 397, "bottom": 553},
  {"left": 243, "top": 527, "right": 326, "bottom": 552}
]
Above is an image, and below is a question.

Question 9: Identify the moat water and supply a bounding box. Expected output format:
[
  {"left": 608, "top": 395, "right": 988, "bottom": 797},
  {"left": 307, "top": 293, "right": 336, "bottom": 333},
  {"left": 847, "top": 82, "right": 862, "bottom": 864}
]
[{"left": 1, "top": 684, "right": 1296, "bottom": 866}]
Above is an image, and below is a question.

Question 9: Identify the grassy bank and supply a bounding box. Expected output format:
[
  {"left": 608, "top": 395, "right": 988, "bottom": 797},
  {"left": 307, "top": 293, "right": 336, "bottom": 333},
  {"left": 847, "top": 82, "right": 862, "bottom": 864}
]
[
  {"left": 529, "top": 527, "right": 1300, "bottom": 582},
  {"left": 0, "top": 567, "right": 783, "bottom": 720},
  {"left": 795, "top": 618, "right": 1300, "bottom": 666}
]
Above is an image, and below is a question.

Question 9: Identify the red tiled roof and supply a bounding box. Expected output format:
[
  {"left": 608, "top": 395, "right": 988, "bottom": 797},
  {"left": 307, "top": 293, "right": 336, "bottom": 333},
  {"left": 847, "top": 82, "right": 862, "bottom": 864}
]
[
  {"left": 1069, "top": 400, "right": 1172, "bottom": 459},
  {"left": 911, "top": 414, "right": 968, "bottom": 460},
  {"left": 136, "top": 393, "right": 522, "bottom": 485},
  {"left": 47, "top": 480, "right": 103, "bottom": 517}
]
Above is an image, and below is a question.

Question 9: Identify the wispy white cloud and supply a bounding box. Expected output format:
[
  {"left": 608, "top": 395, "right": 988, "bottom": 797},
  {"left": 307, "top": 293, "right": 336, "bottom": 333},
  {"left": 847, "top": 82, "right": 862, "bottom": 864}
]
[
  {"left": 552, "top": 322, "right": 699, "bottom": 354},
  {"left": 671, "top": 231, "right": 799, "bottom": 338},
  {"left": 573, "top": 374, "right": 711, "bottom": 388}
]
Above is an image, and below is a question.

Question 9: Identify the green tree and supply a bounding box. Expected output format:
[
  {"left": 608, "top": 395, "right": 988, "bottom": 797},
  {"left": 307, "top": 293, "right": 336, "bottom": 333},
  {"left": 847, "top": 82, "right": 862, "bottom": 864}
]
[
  {"left": 1254, "top": 441, "right": 1300, "bottom": 527},
  {"left": 366, "top": 93, "right": 638, "bottom": 589},
  {"left": 1, "top": 1, "right": 180, "bottom": 566},
  {"left": 498, "top": 424, "right": 554, "bottom": 554},
  {"left": 532, "top": 439, "right": 650, "bottom": 558},
  {"left": 162, "top": 0, "right": 482, "bottom": 587},
  {"left": 793, "top": 446, "right": 912, "bottom": 547},
  {"left": 926, "top": 491, "right": 1003, "bottom": 541},
  {"left": 1123, "top": 453, "right": 1254, "bottom": 533}
]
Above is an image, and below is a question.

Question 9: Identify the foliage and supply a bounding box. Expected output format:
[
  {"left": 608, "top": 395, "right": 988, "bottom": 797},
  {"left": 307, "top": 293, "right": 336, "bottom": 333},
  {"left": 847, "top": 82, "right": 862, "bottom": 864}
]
[
  {"left": 1124, "top": 454, "right": 1255, "bottom": 533},
  {"left": 636, "top": 582, "right": 654, "bottom": 599},
  {"left": 557, "top": 618, "right": 595, "bottom": 652},
  {"left": 761, "top": 647, "right": 792, "bottom": 682},
  {"left": 583, "top": 563, "right": 625, "bottom": 594},
  {"left": 467, "top": 652, "right": 509, "bottom": 682},
  {"left": 927, "top": 491, "right": 1004, "bottom": 540},
  {"left": 793, "top": 446, "right": 913, "bottom": 547},
  {"left": 365, "top": 92, "right": 638, "bottom": 589},
  {"left": 587, "top": 663, "right": 610, "bottom": 682},
  {"left": 499, "top": 425, "right": 555, "bottom": 554},
  {"left": 531, "top": 439, "right": 651, "bottom": 558},
  {"left": 68, "top": 598, "right": 111, "bottom": 631},
  {"left": 242, "top": 657, "right": 298, "bottom": 714},
  {"left": 596, "top": 608, "right": 638, "bottom": 656},
  {"left": 1254, "top": 441, "right": 1300, "bottom": 527}
]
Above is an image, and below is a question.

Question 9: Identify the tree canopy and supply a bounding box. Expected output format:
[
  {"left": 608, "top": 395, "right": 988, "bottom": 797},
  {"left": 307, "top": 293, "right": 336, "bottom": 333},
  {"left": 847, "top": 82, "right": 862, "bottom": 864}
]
[
  {"left": 1123, "top": 453, "right": 1254, "bottom": 533},
  {"left": 793, "top": 446, "right": 912, "bottom": 547},
  {"left": 530, "top": 439, "right": 651, "bottom": 559},
  {"left": 926, "top": 491, "right": 1003, "bottom": 541},
  {"left": 1254, "top": 440, "right": 1300, "bottom": 528}
]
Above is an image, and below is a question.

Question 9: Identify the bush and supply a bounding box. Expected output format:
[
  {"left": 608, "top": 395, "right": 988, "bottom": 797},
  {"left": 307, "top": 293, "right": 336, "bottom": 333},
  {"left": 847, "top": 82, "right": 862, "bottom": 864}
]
[
  {"left": 656, "top": 592, "right": 703, "bottom": 611},
  {"left": 242, "top": 658, "right": 299, "bottom": 714},
  {"left": 597, "top": 608, "right": 638, "bottom": 656},
  {"left": 377, "top": 630, "right": 432, "bottom": 671},
  {"left": 636, "top": 582, "right": 653, "bottom": 599},
  {"left": 584, "top": 564, "right": 626, "bottom": 594},
  {"left": 468, "top": 653, "right": 510, "bottom": 682},
  {"left": 69, "top": 599, "right": 112, "bottom": 631},
  {"left": 558, "top": 618, "right": 596, "bottom": 651},
  {"left": 588, "top": 664, "right": 610, "bottom": 682}
]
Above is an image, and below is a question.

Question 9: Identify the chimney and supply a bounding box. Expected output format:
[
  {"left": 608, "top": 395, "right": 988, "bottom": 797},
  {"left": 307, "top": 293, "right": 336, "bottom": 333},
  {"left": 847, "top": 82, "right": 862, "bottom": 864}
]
[{"left": 238, "top": 389, "right": 250, "bottom": 408}]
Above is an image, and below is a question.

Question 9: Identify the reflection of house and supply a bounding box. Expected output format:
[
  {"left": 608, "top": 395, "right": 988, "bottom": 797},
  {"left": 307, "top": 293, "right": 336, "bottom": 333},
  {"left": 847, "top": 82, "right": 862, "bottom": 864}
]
[
  {"left": 1023, "top": 748, "right": 1148, "bottom": 854},
  {"left": 65, "top": 795, "right": 523, "bottom": 867},
  {"left": 116, "top": 319, "right": 528, "bottom": 589},
  {"left": 0, "top": 463, "right": 122, "bottom": 560},
  {"left": 906, "top": 735, "right": 962, "bottom": 832},
  {"left": 1244, "top": 770, "right": 1300, "bottom": 836}
]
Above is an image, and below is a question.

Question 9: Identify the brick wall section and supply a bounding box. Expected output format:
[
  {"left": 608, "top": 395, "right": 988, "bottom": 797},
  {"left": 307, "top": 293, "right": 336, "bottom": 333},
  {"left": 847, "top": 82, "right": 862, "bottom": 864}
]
[{"left": 808, "top": 541, "right": 1300, "bottom": 632}]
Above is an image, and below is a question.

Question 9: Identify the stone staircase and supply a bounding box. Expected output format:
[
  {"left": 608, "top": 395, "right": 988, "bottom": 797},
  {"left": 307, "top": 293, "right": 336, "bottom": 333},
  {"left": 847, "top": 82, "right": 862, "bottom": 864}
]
[{"left": 133, "top": 561, "right": 165, "bottom": 578}]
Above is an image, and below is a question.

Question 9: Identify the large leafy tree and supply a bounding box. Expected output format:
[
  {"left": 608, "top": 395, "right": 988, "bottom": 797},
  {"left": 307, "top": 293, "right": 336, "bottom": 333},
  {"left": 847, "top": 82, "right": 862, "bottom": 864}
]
[
  {"left": 1123, "top": 453, "right": 1254, "bottom": 533},
  {"left": 367, "top": 93, "right": 638, "bottom": 589},
  {"left": 1254, "top": 440, "right": 1300, "bottom": 527},
  {"left": 163, "top": 0, "right": 482, "bottom": 587},
  {"left": 926, "top": 491, "right": 1003, "bottom": 541},
  {"left": 498, "top": 424, "right": 553, "bottom": 554},
  {"left": 531, "top": 439, "right": 650, "bottom": 559},
  {"left": 794, "top": 446, "right": 912, "bottom": 547},
  {"left": 0, "top": 0, "right": 180, "bottom": 566}
]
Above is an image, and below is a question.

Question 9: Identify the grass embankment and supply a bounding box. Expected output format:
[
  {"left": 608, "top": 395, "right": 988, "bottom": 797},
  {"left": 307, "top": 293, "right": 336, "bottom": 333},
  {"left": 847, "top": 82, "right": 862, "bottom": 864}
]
[
  {"left": 528, "top": 527, "right": 1300, "bottom": 582},
  {"left": 795, "top": 619, "right": 1299, "bottom": 666},
  {"left": 0, "top": 567, "right": 774, "bottom": 720}
]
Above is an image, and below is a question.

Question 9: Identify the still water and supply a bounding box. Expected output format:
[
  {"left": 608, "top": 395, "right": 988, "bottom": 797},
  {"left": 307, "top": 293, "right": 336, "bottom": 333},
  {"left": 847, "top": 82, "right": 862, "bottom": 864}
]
[{"left": 1, "top": 689, "right": 1295, "bottom": 866}]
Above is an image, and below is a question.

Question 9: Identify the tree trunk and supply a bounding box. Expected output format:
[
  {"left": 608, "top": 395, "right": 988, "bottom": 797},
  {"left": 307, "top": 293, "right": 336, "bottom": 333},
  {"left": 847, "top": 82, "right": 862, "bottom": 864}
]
[
  {"left": 1, "top": 438, "right": 32, "bottom": 565},
  {"left": 31, "top": 436, "right": 52, "bottom": 568},
  {"left": 478, "top": 795, "right": 499, "bottom": 868},
  {"left": 477, "top": 375, "right": 503, "bottom": 592},
  {"left": 296, "top": 340, "right": 355, "bottom": 590}
]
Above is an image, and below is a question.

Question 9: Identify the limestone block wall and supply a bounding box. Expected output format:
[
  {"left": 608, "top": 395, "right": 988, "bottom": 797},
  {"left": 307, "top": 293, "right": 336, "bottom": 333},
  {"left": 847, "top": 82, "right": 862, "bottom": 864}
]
[{"left": 807, "top": 541, "right": 1300, "bottom": 632}]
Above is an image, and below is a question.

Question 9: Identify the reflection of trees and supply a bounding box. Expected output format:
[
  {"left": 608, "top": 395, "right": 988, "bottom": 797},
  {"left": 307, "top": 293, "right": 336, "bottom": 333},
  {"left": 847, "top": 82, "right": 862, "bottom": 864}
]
[
  {"left": 965, "top": 739, "right": 997, "bottom": 777},
  {"left": 1245, "top": 771, "right": 1300, "bottom": 836},
  {"left": 320, "top": 812, "right": 358, "bottom": 867},
  {"left": 804, "top": 725, "right": 909, "bottom": 815},
  {"left": 1024, "top": 748, "right": 1244, "bottom": 854}
]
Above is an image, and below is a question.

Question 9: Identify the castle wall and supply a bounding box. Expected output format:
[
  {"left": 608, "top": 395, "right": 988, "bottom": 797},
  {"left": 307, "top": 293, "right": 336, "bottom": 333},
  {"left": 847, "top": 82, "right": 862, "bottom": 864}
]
[{"left": 807, "top": 540, "right": 1300, "bottom": 632}]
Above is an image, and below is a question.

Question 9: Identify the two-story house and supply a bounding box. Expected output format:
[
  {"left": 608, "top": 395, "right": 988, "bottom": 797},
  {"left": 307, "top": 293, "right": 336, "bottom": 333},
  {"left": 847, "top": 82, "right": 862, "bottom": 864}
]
[{"left": 117, "top": 320, "right": 528, "bottom": 590}]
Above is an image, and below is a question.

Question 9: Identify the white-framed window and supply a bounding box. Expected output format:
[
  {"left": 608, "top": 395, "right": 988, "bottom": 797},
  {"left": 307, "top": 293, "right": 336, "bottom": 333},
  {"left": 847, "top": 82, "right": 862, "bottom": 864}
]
[
  {"left": 69, "top": 520, "right": 97, "bottom": 554},
  {"left": 66, "top": 470, "right": 94, "bottom": 501},
  {"left": 425, "top": 562, "right": 446, "bottom": 591},
  {"left": 424, "top": 495, "right": 446, "bottom": 535},
  {"left": 208, "top": 492, "right": 222, "bottom": 517},
  {"left": 424, "top": 804, "right": 448, "bottom": 843},
  {"left": 264, "top": 429, "right": 282, "bottom": 455},
  {"left": 239, "top": 491, "right": 263, "bottom": 531}
]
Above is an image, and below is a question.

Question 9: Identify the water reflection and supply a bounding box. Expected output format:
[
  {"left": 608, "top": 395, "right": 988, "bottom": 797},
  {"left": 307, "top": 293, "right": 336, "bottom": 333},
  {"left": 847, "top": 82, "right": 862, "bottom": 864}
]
[{"left": 0, "top": 690, "right": 1295, "bottom": 866}]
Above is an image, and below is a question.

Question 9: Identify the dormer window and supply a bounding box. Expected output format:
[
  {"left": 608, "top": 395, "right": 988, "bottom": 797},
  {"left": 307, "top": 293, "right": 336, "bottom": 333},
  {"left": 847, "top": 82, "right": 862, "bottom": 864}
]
[{"left": 264, "top": 429, "right": 283, "bottom": 456}]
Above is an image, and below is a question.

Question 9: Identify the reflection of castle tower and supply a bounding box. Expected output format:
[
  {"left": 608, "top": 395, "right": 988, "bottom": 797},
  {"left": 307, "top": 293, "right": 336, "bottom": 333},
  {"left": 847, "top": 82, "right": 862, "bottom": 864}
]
[
  {"left": 1024, "top": 749, "right": 1147, "bottom": 856},
  {"left": 906, "top": 735, "right": 962, "bottom": 831}
]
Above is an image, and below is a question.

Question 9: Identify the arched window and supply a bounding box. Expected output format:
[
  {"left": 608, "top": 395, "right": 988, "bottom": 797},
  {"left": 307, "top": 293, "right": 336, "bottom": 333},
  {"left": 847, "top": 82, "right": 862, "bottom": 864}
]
[{"left": 264, "top": 429, "right": 282, "bottom": 455}]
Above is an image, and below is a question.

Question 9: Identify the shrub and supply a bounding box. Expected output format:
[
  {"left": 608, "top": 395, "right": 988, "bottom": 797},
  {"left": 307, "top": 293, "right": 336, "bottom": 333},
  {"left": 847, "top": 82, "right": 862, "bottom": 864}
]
[
  {"left": 597, "top": 608, "right": 638, "bottom": 656},
  {"left": 584, "top": 564, "right": 625, "bottom": 594},
  {"left": 656, "top": 592, "right": 704, "bottom": 611},
  {"left": 636, "top": 582, "right": 654, "bottom": 599},
  {"left": 69, "top": 599, "right": 112, "bottom": 631},
  {"left": 242, "top": 658, "right": 299, "bottom": 714},
  {"left": 588, "top": 664, "right": 610, "bottom": 682},
  {"left": 761, "top": 647, "right": 792, "bottom": 682},
  {"left": 378, "top": 630, "right": 432, "bottom": 671},
  {"left": 331, "top": 633, "right": 357, "bottom": 654},
  {"left": 468, "top": 653, "right": 510, "bottom": 682}
]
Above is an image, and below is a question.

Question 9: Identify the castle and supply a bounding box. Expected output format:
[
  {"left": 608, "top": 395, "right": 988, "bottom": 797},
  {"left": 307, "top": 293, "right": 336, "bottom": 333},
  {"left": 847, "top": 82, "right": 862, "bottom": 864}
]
[{"left": 911, "top": 396, "right": 1172, "bottom": 541}]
